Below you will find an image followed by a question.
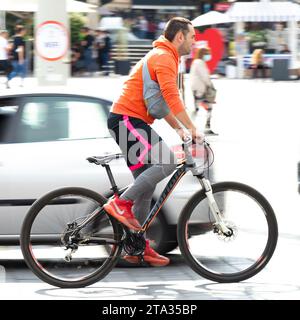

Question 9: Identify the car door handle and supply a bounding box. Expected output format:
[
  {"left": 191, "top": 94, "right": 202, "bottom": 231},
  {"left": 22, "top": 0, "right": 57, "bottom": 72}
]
[{"left": 0, "top": 161, "right": 3, "bottom": 167}]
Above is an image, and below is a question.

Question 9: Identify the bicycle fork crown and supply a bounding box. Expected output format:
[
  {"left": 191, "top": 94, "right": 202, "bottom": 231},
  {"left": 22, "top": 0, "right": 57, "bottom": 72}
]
[{"left": 199, "top": 177, "right": 233, "bottom": 237}]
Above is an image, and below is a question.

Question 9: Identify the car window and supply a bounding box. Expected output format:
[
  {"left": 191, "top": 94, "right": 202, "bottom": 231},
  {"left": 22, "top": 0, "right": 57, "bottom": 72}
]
[
  {"left": 14, "top": 96, "right": 110, "bottom": 143},
  {"left": 0, "top": 105, "right": 19, "bottom": 143},
  {"left": 60, "top": 100, "right": 109, "bottom": 140}
]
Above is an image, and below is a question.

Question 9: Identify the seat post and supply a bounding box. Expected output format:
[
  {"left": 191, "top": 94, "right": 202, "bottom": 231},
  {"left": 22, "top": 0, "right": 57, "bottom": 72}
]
[{"left": 102, "top": 164, "right": 119, "bottom": 195}]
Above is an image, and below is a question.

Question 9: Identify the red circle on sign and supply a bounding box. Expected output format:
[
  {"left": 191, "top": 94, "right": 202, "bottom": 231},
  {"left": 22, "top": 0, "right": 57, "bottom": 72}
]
[{"left": 36, "top": 20, "right": 69, "bottom": 61}]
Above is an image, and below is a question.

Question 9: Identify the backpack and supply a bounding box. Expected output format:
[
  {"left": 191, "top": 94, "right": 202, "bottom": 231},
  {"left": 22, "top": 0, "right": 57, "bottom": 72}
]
[{"left": 142, "top": 57, "right": 170, "bottom": 119}]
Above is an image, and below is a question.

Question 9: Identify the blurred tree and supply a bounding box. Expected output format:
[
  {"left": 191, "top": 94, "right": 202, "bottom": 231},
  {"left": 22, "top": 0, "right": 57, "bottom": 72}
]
[
  {"left": 6, "top": 12, "right": 33, "bottom": 38},
  {"left": 70, "top": 13, "right": 86, "bottom": 45},
  {"left": 247, "top": 30, "right": 268, "bottom": 50}
]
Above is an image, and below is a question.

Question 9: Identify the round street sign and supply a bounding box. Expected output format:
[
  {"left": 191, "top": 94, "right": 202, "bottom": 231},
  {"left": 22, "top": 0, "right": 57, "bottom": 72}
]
[{"left": 36, "top": 20, "right": 69, "bottom": 61}]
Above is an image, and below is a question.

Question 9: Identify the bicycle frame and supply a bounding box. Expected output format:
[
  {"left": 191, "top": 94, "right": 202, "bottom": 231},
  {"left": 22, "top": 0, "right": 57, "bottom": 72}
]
[
  {"left": 100, "top": 139, "right": 230, "bottom": 236},
  {"left": 78, "top": 139, "right": 229, "bottom": 238},
  {"left": 138, "top": 164, "right": 230, "bottom": 236},
  {"left": 140, "top": 163, "right": 192, "bottom": 233}
]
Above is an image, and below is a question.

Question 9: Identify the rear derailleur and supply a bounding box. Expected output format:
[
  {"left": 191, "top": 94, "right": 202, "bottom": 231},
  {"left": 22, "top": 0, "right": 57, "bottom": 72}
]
[{"left": 61, "top": 222, "right": 81, "bottom": 262}]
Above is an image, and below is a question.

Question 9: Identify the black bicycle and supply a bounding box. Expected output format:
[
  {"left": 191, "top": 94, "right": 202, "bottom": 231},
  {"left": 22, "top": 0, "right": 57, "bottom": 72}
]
[{"left": 20, "top": 138, "right": 278, "bottom": 288}]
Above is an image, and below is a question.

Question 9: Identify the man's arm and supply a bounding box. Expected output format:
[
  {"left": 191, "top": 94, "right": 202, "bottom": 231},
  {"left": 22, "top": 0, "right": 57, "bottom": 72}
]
[
  {"left": 164, "top": 110, "right": 204, "bottom": 142},
  {"left": 164, "top": 111, "right": 182, "bottom": 130},
  {"left": 164, "top": 109, "right": 196, "bottom": 132},
  {"left": 17, "top": 45, "right": 24, "bottom": 63},
  {"left": 155, "top": 54, "right": 204, "bottom": 141},
  {"left": 174, "top": 109, "right": 196, "bottom": 133},
  {"left": 16, "top": 37, "right": 24, "bottom": 64},
  {"left": 175, "top": 109, "right": 204, "bottom": 142},
  {"left": 164, "top": 112, "right": 187, "bottom": 140}
]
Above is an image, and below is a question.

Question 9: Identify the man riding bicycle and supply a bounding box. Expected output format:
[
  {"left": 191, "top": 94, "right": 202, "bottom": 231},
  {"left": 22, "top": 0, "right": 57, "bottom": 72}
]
[{"left": 105, "top": 17, "right": 204, "bottom": 267}]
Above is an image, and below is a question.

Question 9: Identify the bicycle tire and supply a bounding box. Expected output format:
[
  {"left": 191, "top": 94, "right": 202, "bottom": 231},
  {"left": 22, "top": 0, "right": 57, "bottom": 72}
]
[
  {"left": 177, "top": 181, "right": 278, "bottom": 283},
  {"left": 20, "top": 187, "right": 123, "bottom": 288}
]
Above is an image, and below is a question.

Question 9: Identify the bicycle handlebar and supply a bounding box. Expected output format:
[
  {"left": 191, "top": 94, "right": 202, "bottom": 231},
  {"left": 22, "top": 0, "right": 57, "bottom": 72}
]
[{"left": 182, "top": 135, "right": 207, "bottom": 148}]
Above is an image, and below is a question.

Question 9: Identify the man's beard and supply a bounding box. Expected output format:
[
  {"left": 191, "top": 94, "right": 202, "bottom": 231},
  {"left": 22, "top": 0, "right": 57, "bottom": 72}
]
[{"left": 179, "top": 43, "right": 191, "bottom": 56}]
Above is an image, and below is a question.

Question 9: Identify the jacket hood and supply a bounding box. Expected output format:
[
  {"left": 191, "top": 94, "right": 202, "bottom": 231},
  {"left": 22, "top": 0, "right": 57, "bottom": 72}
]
[{"left": 152, "top": 35, "right": 179, "bottom": 61}]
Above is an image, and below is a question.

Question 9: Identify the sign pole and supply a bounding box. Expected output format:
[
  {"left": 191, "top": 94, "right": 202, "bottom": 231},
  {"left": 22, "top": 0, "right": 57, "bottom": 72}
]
[{"left": 35, "top": 0, "right": 69, "bottom": 86}]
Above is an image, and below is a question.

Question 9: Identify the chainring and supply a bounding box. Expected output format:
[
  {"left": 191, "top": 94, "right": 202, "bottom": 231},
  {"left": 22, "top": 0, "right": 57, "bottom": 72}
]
[{"left": 123, "top": 233, "right": 146, "bottom": 256}]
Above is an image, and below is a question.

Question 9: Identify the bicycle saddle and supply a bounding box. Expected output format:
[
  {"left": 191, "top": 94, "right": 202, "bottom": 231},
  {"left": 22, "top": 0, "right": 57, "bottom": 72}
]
[{"left": 86, "top": 153, "right": 124, "bottom": 165}]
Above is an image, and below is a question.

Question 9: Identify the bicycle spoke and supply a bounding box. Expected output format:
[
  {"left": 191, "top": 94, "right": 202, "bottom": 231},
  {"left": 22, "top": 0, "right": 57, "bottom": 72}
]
[
  {"left": 21, "top": 188, "right": 123, "bottom": 286},
  {"left": 178, "top": 182, "right": 277, "bottom": 282}
]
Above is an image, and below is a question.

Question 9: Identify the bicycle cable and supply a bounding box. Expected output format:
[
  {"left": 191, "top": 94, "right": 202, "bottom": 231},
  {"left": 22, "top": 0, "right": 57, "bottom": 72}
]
[{"left": 204, "top": 140, "right": 215, "bottom": 179}]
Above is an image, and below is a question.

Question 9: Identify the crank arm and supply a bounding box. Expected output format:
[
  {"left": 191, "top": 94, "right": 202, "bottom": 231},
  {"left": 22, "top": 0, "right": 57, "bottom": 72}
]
[{"left": 78, "top": 237, "right": 120, "bottom": 245}]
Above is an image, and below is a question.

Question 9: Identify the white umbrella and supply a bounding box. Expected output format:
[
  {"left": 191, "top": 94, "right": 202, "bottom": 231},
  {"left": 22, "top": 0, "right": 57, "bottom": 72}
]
[
  {"left": 0, "top": 0, "right": 96, "bottom": 13},
  {"left": 192, "top": 10, "right": 232, "bottom": 27}
]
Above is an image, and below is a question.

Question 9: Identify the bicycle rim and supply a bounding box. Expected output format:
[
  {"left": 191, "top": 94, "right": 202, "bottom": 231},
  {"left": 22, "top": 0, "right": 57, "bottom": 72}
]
[
  {"left": 179, "top": 182, "right": 278, "bottom": 282},
  {"left": 21, "top": 188, "right": 123, "bottom": 288}
]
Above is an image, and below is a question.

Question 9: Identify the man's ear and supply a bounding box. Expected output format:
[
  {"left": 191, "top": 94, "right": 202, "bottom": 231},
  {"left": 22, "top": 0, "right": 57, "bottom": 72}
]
[{"left": 175, "top": 31, "right": 184, "bottom": 43}]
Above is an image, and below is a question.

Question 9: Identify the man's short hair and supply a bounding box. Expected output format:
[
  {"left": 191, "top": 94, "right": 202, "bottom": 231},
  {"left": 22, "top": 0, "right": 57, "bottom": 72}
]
[{"left": 163, "top": 17, "right": 192, "bottom": 42}]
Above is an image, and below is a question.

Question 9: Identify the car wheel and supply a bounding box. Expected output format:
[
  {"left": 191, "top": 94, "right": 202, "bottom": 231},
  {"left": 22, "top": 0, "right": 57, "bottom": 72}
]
[{"left": 146, "top": 211, "right": 178, "bottom": 255}]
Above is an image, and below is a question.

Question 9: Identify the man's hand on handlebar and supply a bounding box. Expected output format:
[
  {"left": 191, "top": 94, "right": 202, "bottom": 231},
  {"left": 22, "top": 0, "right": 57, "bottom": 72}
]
[
  {"left": 191, "top": 128, "right": 205, "bottom": 145},
  {"left": 175, "top": 127, "right": 189, "bottom": 141},
  {"left": 175, "top": 127, "right": 205, "bottom": 144}
]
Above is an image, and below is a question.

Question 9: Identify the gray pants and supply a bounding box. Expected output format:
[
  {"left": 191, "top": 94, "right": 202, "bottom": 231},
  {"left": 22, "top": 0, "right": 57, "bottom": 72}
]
[{"left": 121, "top": 140, "right": 177, "bottom": 224}]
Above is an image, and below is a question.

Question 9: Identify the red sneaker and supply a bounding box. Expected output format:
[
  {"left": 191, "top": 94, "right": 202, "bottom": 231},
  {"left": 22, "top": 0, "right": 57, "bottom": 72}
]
[
  {"left": 123, "top": 240, "right": 170, "bottom": 267},
  {"left": 103, "top": 196, "right": 141, "bottom": 231}
]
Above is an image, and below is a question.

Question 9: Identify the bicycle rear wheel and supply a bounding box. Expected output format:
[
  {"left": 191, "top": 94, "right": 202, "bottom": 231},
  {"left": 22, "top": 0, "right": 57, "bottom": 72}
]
[
  {"left": 177, "top": 182, "right": 278, "bottom": 283},
  {"left": 20, "top": 187, "right": 123, "bottom": 288}
]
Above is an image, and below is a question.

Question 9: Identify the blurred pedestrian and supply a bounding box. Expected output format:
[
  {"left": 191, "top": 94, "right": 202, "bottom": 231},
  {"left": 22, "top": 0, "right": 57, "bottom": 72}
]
[
  {"left": 137, "top": 16, "right": 148, "bottom": 39},
  {"left": 7, "top": 26, "right": 27, "bottom": 88},
  {"left": 190, "top": 47, "right": 217, "bottom": 135},
  {"left": 71, "top": 42, "right": 85, "bottom": 76},
  {"left": 279, "top": 44, "right": 291, "bottom": 54},
  {"left": 147, "top": 21, "right": 157, "bottom": 40},
  {"left": 156, "top": 20, "right": 166, "bottom": 39},
  {"left": 250, "top": 48, "right": 269, "bottom": 78},
  {"left": 98, "top": 29, "right": 111, "bottom": 76},
  {"left": 0, "top": 30, "right": 12, "bottom": 88},
  {"left": 80, "top": 27, "right": 95, "bottom": 74},
  {"left": 95, "top": 29, "right": 105, "bottom": 72}
]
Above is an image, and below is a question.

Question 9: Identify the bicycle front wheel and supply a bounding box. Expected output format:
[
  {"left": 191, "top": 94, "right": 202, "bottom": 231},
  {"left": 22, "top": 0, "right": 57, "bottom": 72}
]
[
  {"left": 177, "top": 182, "right": 278, "bottom": 283},
  {"left": 20, "top": 187, "right": 123, "bottom": 288}
]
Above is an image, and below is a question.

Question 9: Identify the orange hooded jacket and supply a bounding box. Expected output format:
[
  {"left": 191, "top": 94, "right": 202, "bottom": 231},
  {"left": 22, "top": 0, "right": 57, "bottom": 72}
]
[{"left": 111, "top": 36, "right": 185, "bottom": 124}]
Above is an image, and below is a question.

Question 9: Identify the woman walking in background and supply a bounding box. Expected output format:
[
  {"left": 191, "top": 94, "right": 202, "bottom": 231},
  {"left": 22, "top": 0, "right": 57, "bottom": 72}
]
[{"left": 190, "top": 47, "right": 217, "bottom": 135}]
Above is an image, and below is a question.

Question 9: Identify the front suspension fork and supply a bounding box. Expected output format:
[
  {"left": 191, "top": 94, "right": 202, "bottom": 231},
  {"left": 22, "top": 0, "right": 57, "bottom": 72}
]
[{"left": 198, "top": 176, "right": 231, "bottom": 235}]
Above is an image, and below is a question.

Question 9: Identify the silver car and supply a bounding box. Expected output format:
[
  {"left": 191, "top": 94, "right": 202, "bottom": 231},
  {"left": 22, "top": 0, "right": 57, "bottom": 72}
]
[{"left": 0, "top": 90, "right": 210, "bottom": 254}]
